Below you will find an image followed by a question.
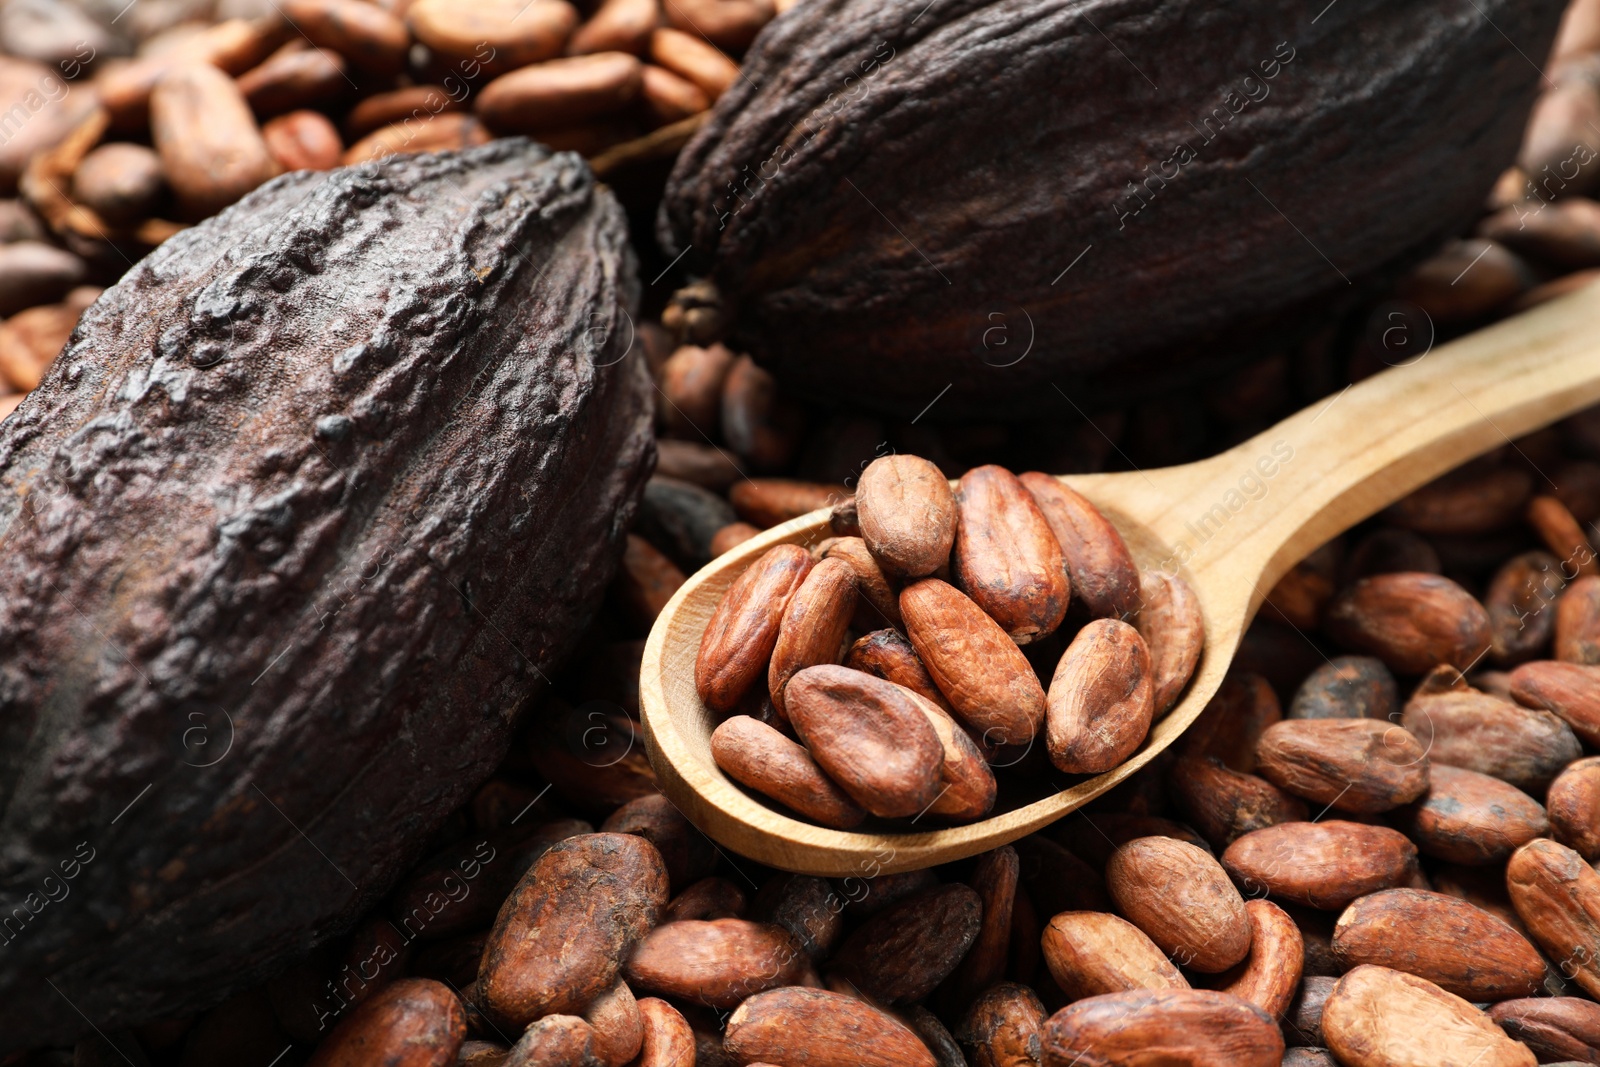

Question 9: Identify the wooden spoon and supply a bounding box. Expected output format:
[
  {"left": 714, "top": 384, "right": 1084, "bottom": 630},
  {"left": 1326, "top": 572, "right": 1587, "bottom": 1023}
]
[{"left": 641, "top": 283, "right": 1600, "bottom": 876}]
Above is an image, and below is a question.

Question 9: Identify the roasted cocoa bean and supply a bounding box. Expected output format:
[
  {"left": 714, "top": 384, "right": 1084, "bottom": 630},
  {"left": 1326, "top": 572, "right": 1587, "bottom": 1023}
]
[
  {"left": 1222, "top": 821, "right": 1417, "bottom": 910},
  {"left": 1326, "top": 572, "right": 1493, "bottom": 674},
  {"left": 1322, "top": 965, "right": 1535, "bottom": 1067},
  {"left": 1512, "top": 659, "right": 1600, "bottom": 743},
  {"left": 1169, "top": 756, "right": 1309, "bottom": 849},
  {"left": 1507, "top": 838, "right": 1600, "bottom": 999},
  {"left": 1401, "top": 688, "right": 1581, "bottom": 793},
  {"left": 696, "top": 543, "right": 812, "bottom": 711},
  {"left": 711, "top": 714, "right": 867, "bottom": 829},
  {"left": 149, "top": 63, "right": 279, "bottom": 220},
  {"left": 1288, "top": 655, "right": 1398, "bottom": 720},
  {"left": 1040, "top": 989, "right": 1283, "bottom": 1067},
  {"left": 1254, "top": 718, "right": 1428, "bottom": 813},
  {"left": 1133, "top": 570, "right": 1206, "bottom": 717},
  {"left": 1394, "top": 763, "right": 1549, "bottom": 865},
  {"left": 1020, "top": 473, "right": 1140, "bottom": 620},
  {"left": 1105, "top": 836, "right": 1250, "bottom": 973},
  {"left": 476, "top": 53, "right": 644, "bottom": 133},
  {"left": 856, "top": 454, "right": 957, "bottom": 579},
  {"left": 830, "top": 884, "right": 982, "bottom": 1005},
  {"left": 723, "top": 988, "right": 937, "bottom": 1067},
  {"left": 1548, "top": 757, "right": 1600, "bottom": 861},
  {"left": 1207, "top": 898, "right": 1302, "bottom": 1018},
  {"left": 625, "top": 919, "right": 809, "bottom": 1009},
  {"left": 306, "top": 979, "right": 465, "bottom": 1067},
  {"left": 1040, "top": 911, "right": 1188, "bottom": 999},
  {"left": 1487, "top": 997, "right": 1600, "bottom": 1064},
  {"left": 262, "top": 110, "right": 344, "bottom": 171},
  {"left": 953, "top": 465, "right": 1070, "bottom": 644},
  {"left": 956, "top": 983, "right": 1046, "bottom": 1067},
  {"left": 1045, "top": 618, "right": 1154, "bottom": 774},
  {"left": 1558, "top": 575, "right": 1600, "bottom": 664}
]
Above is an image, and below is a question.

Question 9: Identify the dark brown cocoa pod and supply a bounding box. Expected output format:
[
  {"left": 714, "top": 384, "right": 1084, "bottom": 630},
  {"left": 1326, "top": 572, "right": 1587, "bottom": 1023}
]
[
  {"left": 624, "top": 919, "right": 811, "bottom": 1009},
  {"left": 659, "top": 0, "right": 1561, "bottom": 418},
  {"left": 1401, "top": 688, "right": 1582, "bottom": 793},
  {"left": 1040, "top": 989, "right": 1284, "bottom": 1066},
  {"left": 478, "top": 834, "right": 669, "bottom": 1029},
  {"left": 1019, "top": 473, "right": 1140, "bottom": 620},
  {"left": 1331, "top": 889, "right": 1545, "bottom": 1001},
  {"left": 1325, "top": 572, "right": 1493, "bottom": 674},
  {"left": 0, "top": 142, "right": 653, "bottom": 1048},
  {"left": 830, "top": 884, "right": 983, "bottom": 1005},
  {"left": 1169, "top": 756, "right": 1309, "bottom": 849},
  {"left": 599, "top": 794, "right": 716, "bottom": 892},
  {"left": 306, "top": 979, "right": 465, "bottom": 1067},
  {"left": 1558, "top": 575, "right": 1600, "bottom": 664},
  {"left": 1254, "top": 718, "right": 1428, "bottom": 814},
  {"left": 1549, "top": 757, "right": 1600, "bottom": 862},
  {"left": 1288, "top": 655, "right": 1398, "bottom": 721},
  {"left": 1487, "top": 997, "right": 1600, "bottom": 1064},
  {"left": 1221, "top": 821, "right": 1417, "bottom": 910},
  {"left": 1487, "top": 550, "right": 1566, "bottom": 665},
  {"left": 1394, "top": 764, "right": 1548, "bottom": 866},
  {"left": 956, "top": 983, "right": 1046, "bottom": 1067},
  {"left": 1511, "top": 659, "right": 1600, "bottom": 744}
]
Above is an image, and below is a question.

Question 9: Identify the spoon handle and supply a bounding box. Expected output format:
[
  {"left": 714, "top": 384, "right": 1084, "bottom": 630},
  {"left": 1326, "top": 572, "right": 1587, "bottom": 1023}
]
[{"left": 1076, "top": 282, "right": 1600, "bottom": 615}]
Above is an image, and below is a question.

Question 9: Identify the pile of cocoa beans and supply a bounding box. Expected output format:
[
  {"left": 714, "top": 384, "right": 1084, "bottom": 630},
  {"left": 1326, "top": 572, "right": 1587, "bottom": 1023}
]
[{"left": 696, "top": 454, "right": 1202, "bottom": 829}]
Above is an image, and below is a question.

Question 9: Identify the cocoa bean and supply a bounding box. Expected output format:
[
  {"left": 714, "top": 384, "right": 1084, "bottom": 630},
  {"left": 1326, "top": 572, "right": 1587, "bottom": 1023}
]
[
  {"left": 600, "top": 794, "right": 715, "bottom": 893},
  {"left": 0, "top": 299, "right": 81, "bottom": 390},
  {"left": 478, "top": 833, "right": 668, "bottom": 1028},
  {"left": 71, "top": 142, "right": 164, "bottom": 227},
  {"left": 1020, "top": 472, "right": 1140, "bottom": 620},
  {"left": 1052, "top": 814, "right": 1211, "bottom": 869},
  {"left": 1549, "top": 757, "right": 1600, "bottom": 861},
  {"left": 1015, "top": 836, "right": 1111, "bottom": 916},
  {"left": 729, "top": 478, "right": 842, "bottom": 527},
  {"left": 570, "top": 0, "right": 660, "bottom": 56},
  {"left": 98, "top": 19, "right": 283, "bottom": 132},
  {"left": 0, "top": 57, "right": 97, "bottom": 193},
  {"left": 953, "top": 465, "right": 1070, "bottom": 644},
  {"left": 1040, "top": 989, "right": 1284, "bottom": 1067},
  {"left": 845, "top": 631, "right": 948, "bottom": 713},
  {"left": 725, "top": 988, "right": 936, "bottom": 1067},
  {"left": 1263, "top": 542, "right": 1341, "bottom": 631},
  {"left": 1384, "top": 463, "right": 1534, "bottom": 536},
  {"left": 1045, "top": 618, "right": 1154, "bottom": 775},
  {"left": 1394, "top": 763, "right": 1549, "bottom": 865},
  {"left": 902, "top": 578, "right": 1047, "bottom": 747},
  {"left": 1132, "top": 569, "right": 1205, "bottom": 717},
  {"left": 281, "top": 0, "right": 410, "bottom": 76},
  {"left": 1039, "top": 911, "right": 1188, "bottom": 999},
  {"left": 664, "top": 877, "right": 746, "bottom": 923},
  {"left": 236, "top": 45, "right": 349, "bottom": 118},
  {"left": 1522, "top": 81, "right": 1600, "bottom": 197},
  {"left": 1254, "top": 718, "right": 1428, "bottom": 813},
  {"left": 658, "top": 342, "right": 735, "bottom": 438},
  {"left": 581, "top": 981, "right": 642, "bottom": 1067},
  {"left": 342, "top": 112, "right": 493, "bottom": 166},
  {"left": 636, "top": 475, "right": 738, "bottom": 570},
  {"left": 662, "top": 0, "right": 774, "bottom": 51},
  {"left": 641, "top": 64, "right": 712, "bottom": 125},
  {"left": 408, "top": 0, "right": 578, "bottom": 78},
  {"left": 1401, "top": 688, "right": 1581, "bottom": 793},
  {"left": 847, "top": 868, "right": 942, "bottom": 916},
  {"left": 750, "top": 874, "right": 844, "bottom": 960},
  {"left": 1105, "top": 836, "right": 1250, "bottom": 973},
  {"left": 913, "top": 690, "right": 998, "bottom": 821},
  {"left": 710, "top": 714, "right": 867, "bottom": 829},
  {"left": 649, "top": 27, "right": 739, "bottom": 99},
  {"left": 785, "top": 664, "right": 944, "bottom": 819},
  {"left": 1284, "top": 974, "right": 1337, "bottom": 1046},
  {"left": 1169, "top": 755, "right": 1308, "bottom": 849},
  {"left": 768, "top": 555, "right": 857, "bottom": 716},
  {"left": 1531, "top": 494, "right": 1600, "bottom": 578},
  {"left": 1482, "top": 196, "right": 1600, "bottom": 269},
  {"left": 306, "top": 978, "right": 465, "bottom": 1067},
  {"left": 656, "top": 438, "right": 743, "bottom": 491},
  {"left": 856, "top": 454, "right": 957, "bottom": 579},
  {"left": 1206, "top": 899, "right": 1301, "bottom": 1017},
  {"left": 943, "top": 847, "right": 1018, "bottom": 1005},
  {"left": 624, "top": 919, "right": 809, "bottom": 1009},
  {"left": 262, "top": 110, "right": 343, "bottom": 171},
  {"left": 344, "top": 87, "right": 468, "bottom": 141},
  {"left": 1343, "top": 526, "right": 1443, "bottom": 581},
  {"left": 1325, "top": 572, "right": 1493, "bottom": 674},
  {"left": 1322, "top": 965, "right": 1535, "bottom": 1067},
  {"left": 1512, "top": 660, "right": 1600, "bottom": 745},
  {"left": 1558, "top": 576, "right": 1600, "bottom": 663},
  {"left": 632, "top": 998, "right": 695, "bottom": 1067},
  {"left": 956, "top": 983, "right": 1046, "bottom": 1067},
  {"left": 721, "top": 353, "right": 802, "bottom": 471},
  {"left": 823, "top": 538, "right": 901, "bottom": 631},
  {"left": 1398, "top": 238, "right": 1536, "bottom": 320},
  {"left": 1487, "top": 997, "right": 1600, "bottom": 1064},
  {"left": 1332, "top": 889, "right": 1545, "bottom": 1000},
  {"left": 1508, "top": 838, "right": 1600, "bottom": 999},
  {"left": 1288, "top": 655, "right": 1398, "bottom": 721},
  {"left": 1487, "top": 550, "right": 1566, "bottom": 664},
  {"left": 696, "top": 543, "right": 812, "bottom": 712},
  {"left": 476, "top": 53, "right": 644, "bottom": 133},
  {"left": 528, "top": 703, "right": 659, "bottom": 813},
  {"left": 150, "top": 62, "right": 279, "bottom": 219},
  {"left": 505, "top": 1015, "right": 600, "bottom": 1067},
  {"left": 613, "top": 534, "right": 686, "bottom": 628},
  {"left": 830, "top": 884, "right": 983, "bottom": 1005},
  {"left": 1221, "top": 821, "right": 1417, "bottom": 910},
  {"left": 1181, "top": 673, "right": 1282, "bottom": 774}
]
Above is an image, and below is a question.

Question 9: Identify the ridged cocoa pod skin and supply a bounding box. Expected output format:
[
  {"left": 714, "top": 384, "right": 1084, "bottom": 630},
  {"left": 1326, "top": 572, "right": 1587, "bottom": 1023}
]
[
  {"left": 1394, "top": 764, "right": 1548, "bottom": 865},
  {"left": 1323, "top": 966, "right": 1536, "bottom": 1067},
  {"left": 1254, "top": 718, "right": 1429, "bottom": 813},
  {"left": 953, "top": 465, "right": 1070, "bottom": 644},
  {"left": 1222, "top": 821, "right": 1417, "bottom": 910},
  {"left": 956, "top": 983, "right": 1046, "bottom": 1067},
  {"left": 1507, "top": 838, "right": 1600, "bottom": 1000},
  {"left": 660, "top": 0, "right": 1561, "bottom": 418},
  {"left": 1331, "top": 889, "right": 1546, "bottom": 1001},
  {"left": 724, "top": 988, "right": 937, "bottom": 1067},
  {"left": 623, "top": 919, "right": 810, "bottom": 1009},
  {"left": 1401, "top": 689, "right": 1581, "bottom": 793},
  {"left": 306, "top": 978, "right": 465, "bottom": 1067},
  {"left": 1040, "top": 911, "right": 1189, "bottom": 999},
  {"left": 478, "top": 834, "right": 669, "bottom": 1029},
  {"left": 1105, "top": 837, "right": 1250, "bottom": 973},
  {"left": 1548, "top": 757, "right": 1600, "bottom": 861},
  {"left": 1040, "top": 989, "right": 1284, "bottom": 1067},
  {"left": 1046, "top": 618, "right": 1155, "bottom": 774},
  {"left": 1325, "top": 573, "right": 1493, "bottom": 674},
  {"left": 1510, "top": 660, "right": 1600, "bottom": 745},
  {"left": 1487, "top": 997, "right": 1600, "bottom": 1063},
  {"left": 856, "top": 454, "right": 957, "bottom": 579},
  {"left": 1288, "top": 656, "right": 1398, "bottom": 721},
  {"left": 0, "top": 142, "right": 652, "bottom": 1049},
  {"left": 1019, "top": 473, "right": 1140, "bottom": 620},
  {"left": 1208, "top": 898, "right": 1302, "bottom": 1018},
  {"left": 696, "top": 543, "right": 813, "bottom": 711},
  {"left": 830, "top": 884, "right": 983, "bottom": 1004}
]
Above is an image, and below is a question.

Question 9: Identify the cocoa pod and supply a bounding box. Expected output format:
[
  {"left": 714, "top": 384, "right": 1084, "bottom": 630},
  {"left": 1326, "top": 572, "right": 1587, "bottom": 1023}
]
[
  {"left": 262, "top": 110, "right": 344, "bottom": 172},
  {"left": 71, "top": 142, "right": 164, "bottom": 228},
  {"left": 306, "top": 978, "right": 465, "bottom": 1067},
  {"left": 0, "top": 142, "right": 652, "bottom": 1047},
  {"left": 1206, "top": 898, "right": 1301, "bottom": 1017},
  {"left": 1487, "top": 997, "right": 1600, "bottom": 1064},
  {"left": 1401, "top": 688, "right": 1581, "bottom": 793},
  {"left": 632, "top": 998, "right": 695, "bottom": 1067},
  {"left": 1132, "top": 569, "right": 1205, "bottom": 717},
  {"left": 1557, "top": 575, "right": 1600, "bottom": 664},
  {"left": 1254, "top": 718, "right": 1428, "bottom": 813},
  {"left": 1169, "top": 755, "right": 1309, "bottom": 849},
  {"left": 478, "top": 834, "right": 668, "bottom": 1028},
  {"left": 953, "top": 465, "right": 1070, "bottom": 644},
  {"left": 408, "top": 0, "right": 578, "bottom": 78},
  {"left": 1507, "top": 838, "right": 1600, "bottom": 1000},
  {"left": 767, "top": 555, "right": 858, "bottom": 716},
  {"left": 710, "top": 714, "right": 867, "bottom": 829},
  {"left": 724, "top": 988, "right": 937, "bottom": 1067},
  {"left": 1384, "top": 463, "right": 1535, "bottom": 536},
  {"left": 1331, "top": 889, "right": 1545, "bottom": 1000},
  {"left": 856, "top": 454, "right": 957, "bottom": 579},
  {"left": 1221, "top": 821, "right": 1417, "bottom": 910},
  {"left": 281, "top": 0, "right": 410, "bottom": 76},
  {"left": 1288, "top": 655, "right": 1398, "bottom": 720},
  {"left": 902, "top": 578, "right": 1047, "bottom": 747},
  {"left": 696, "top": 543, "right": 813, "bottom": 712},
  {"left": 1325, "top": 572, "right": 1493, "bottom": 674},
  {"left": 845, "top": 629, "right": 948, "bottom": 711},
  {"left": 785, "top": 664, "right": 944, "bottom": 819},
  {"left": 1020, "top": 473, "right": 1140, "bottom": 620},
  {"left": 1105, "top": 836, "right": 1250, "bottom": 973},
  {"left": 831, "top": 884, "right": 983, "bottom": 1004},
  {"left": 150, "top": 62, "right": 279, "bottom": 219},
  {"left": 1548, "top": 757, "right": 1600, "bottom": 861},
  {"left": 660, "top": 0, "right": 1560, "bottom": 418},
  {"left": 1394, "top": 763, "right": 1548, "bottom": 865},
  {"left": 1322, "top": 965, "right": 1536, "bottom": 1067},
  {"left": 729, "top": 478, "right": 843, "bottom": 527},
  {"left": 956, "top": 983, "right": 1046, "bottom": 1067},
  {"left": 476, "top": 53, "right": 644, "bottom": 133},
  {"left": 1045, "top": 618, "right": 1154, "bottom": 774},
  {"left": 1511, "top": 659, "right": 1600, "bottom": 744},
  {"left": 1039, "top": 911, "right": 1188, "bottom": 999},
  {"left": 1040, "top": 989, "right": 1283, "bottom": 1067},
  {"left": 1486, "top": 550, "right": 1566, "bottom": 665},
  {"left": 624, "top": 919, "right": 809, "bottom": 1009}
]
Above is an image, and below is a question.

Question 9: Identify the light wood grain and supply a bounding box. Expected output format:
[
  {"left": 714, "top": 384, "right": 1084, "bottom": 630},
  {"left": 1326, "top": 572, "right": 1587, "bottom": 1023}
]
[{"left": 640, "top": 280, "right": 1600, "bottom": 876}]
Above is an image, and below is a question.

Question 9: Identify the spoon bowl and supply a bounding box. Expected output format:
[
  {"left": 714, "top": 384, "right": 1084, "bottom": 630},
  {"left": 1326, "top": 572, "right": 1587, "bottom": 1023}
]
[{"left": 641, "top": 281, "right": 1600, "bottom": 876}]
